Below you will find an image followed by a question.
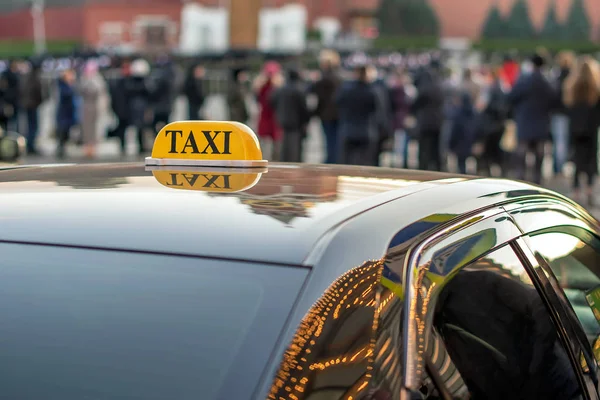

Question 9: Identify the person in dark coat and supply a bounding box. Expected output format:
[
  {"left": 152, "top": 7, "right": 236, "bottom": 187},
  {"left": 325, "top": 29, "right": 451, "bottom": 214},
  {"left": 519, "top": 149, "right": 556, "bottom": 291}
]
[
  {"left": 107, "top": 60, "right": 130, "bottom": 155},
  {"left": 551, "top": 50, "right": 575, "bottom": 176},
  {"left": 226, "top": 68, "right": 249, "bottom": 124},
  {"left": 184, "top": 63, "right": 205, "bottom": 120},
  {"left": 123, "top": 58, "right": 152, "bottom": 154},
  {"left": 55, "top": 69, "right": 77, "bottom": 159},
  {"left": 562, "top": 57, "right": 600, "bottom": 206},
  {"left": 508, "top": 54, "right": 557, "bottom": 184},
  {"left": 368, "top": 66, "right": 394, "bottom": 166},
  {"left": 449, "top": 91, "right": 476, "bottom": 174},
  {"left": 336, "top": 65, "right": 377, "bottom": 165},
  {"left": 475, "top": 67, "right": 509, "bottom": 177},
  {"left": 389, "top": 69, "right": 411, "bottom": 168},
  {"left": 311, "top": 50, "right": 342, "bottom": 164},
  {"left": 270, "top": 69, "right": 310, "bottom": 163},
  {"left": 149, "top": 56, "right": 175, "bottom": 132},
  {"left": 20, "top": 61, "right": 44, "bottom": 155},
  {"left": 411, "top": 62, "right": 445, "bottom": 171},
  {"left": 0, "top": 59, "right": 21, "bottom": 132}
]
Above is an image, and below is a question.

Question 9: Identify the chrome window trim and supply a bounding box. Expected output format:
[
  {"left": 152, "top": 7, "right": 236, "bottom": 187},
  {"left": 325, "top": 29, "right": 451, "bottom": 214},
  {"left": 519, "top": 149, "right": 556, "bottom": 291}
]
[
  {"left": 507, "top": 199, "right": 600, "bottom": 398},
  {"left": 513, "top": 237, "right": 599, "bottom": 400},
  {"left": 401, "top": 206, "right": 522, "bottom": 390},
  {"left": 503, "top": 198, "right": 600, "bottom": 235},
  {"left": 401, "top": 196, "right": 600, "bottom": 394}
]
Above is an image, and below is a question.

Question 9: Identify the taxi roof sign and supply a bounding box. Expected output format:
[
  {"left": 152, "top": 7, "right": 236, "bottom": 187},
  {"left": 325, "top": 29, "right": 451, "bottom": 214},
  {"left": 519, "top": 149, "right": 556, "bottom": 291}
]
[{"left": 145, "top": 120, "right": 267, "bottom": 168}]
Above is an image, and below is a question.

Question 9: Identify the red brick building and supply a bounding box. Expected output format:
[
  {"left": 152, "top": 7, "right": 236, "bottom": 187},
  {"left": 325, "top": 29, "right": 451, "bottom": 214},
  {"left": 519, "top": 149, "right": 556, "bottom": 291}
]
[
  {"left": 0, "top": 0, "right": 181, "bottom": 50},
  {"left": 0, "top": 0, "right": 596, "bottom": 48}
]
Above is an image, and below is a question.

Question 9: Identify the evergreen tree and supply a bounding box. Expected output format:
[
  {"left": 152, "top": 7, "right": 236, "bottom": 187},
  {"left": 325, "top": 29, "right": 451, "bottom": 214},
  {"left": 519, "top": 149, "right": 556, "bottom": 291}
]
[
  {"left": 376, "top": 0, "right": 440, "bottom": 36},
  {"left": 505, "top": 0, "right": 536, "bottom": 39},
  {"left": 540, "top": 0, "right": 562, "bottom": 39},
  {"left": 377, "top": 0, "right": 402, "bottom": 35},
  {"left": 481, "top": 4, "right": 506, "bottom": 39},
  {"left": 398, "top": 0, "right": 440, "bottom": 36},
  {"left": 563, "top": 0, "right": 591, "bottom": 40}
]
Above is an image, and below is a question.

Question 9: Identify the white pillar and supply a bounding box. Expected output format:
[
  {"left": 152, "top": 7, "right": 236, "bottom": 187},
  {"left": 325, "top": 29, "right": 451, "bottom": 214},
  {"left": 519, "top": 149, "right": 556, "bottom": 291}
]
[{"left": 31, "top": 0, "right": 46, "bottom": 54}]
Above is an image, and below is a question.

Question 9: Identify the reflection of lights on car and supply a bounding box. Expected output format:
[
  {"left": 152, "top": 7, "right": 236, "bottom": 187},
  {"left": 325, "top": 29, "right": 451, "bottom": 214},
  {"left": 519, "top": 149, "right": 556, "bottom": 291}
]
[
  {"left": 268, "top": 260, "right": 383, "bottom": 400},
  {"left": 338, "top": 176, "right": 467, "bottom": 197},
  {"left": 435, "top": 178, "right": 467, "bottom": 184},
  {"left": 339, "top": 176, "right": 423, "bottom": 189},
  {"left": 338, "top": 176, "right": 425, "bottom": 199},
  {"left": 529, "top": 233, "right": 581, "bottom": 260}
]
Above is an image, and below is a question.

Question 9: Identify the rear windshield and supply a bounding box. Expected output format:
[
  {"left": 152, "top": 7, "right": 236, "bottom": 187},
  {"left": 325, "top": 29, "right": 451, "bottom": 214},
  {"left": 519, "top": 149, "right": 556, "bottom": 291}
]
[{"left": 0, "top": 243, "right": 308, "bottom": 400}]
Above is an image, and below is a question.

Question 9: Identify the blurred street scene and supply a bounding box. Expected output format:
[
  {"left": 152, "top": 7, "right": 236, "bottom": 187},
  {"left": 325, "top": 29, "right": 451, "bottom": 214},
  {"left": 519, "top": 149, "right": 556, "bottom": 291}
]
[{"left": 0, "top": 0, "right": 598, "bottom": 213}]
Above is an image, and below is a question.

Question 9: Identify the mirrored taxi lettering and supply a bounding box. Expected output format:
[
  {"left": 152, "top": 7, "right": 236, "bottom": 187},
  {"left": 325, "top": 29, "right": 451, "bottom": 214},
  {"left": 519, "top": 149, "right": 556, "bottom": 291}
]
[
  {"left": 165, "top": 130, "right": 232, "bottom": 155},
  {"left": 167, "top": 173, "right": 232, "bottom": 189}
]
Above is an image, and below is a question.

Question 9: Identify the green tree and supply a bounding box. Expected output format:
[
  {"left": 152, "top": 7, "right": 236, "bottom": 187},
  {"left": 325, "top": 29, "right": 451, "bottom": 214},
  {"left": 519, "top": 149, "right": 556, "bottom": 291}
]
[
  {"left": 376, "top": 0, "right": 440, "bottom": 36},
  {"left": 398, "top": 0, "right": 440, "bottom": 36},
  {"left": 540, "top": 0, "right": 562, "bottom": 39},
  {"left": 481, "top": 4, "right": 506, "bottom": 39},
  {"left": 505, "top": 0, "right": 536, "bottom": 39},
  {"left": 563, "top": 0, "right": 591, "bottom": 40},
  {"left": 377, "top": 0, "right": 402, "bottom": 35}
]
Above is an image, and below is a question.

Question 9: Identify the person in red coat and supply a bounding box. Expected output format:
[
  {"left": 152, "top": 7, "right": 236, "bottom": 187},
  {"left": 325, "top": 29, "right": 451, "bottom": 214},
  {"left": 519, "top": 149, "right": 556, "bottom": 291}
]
[
  {"left": 500, "top": 55, "right": 519, "bottom": 89},
  {"left": 253, "top": 61, "right": 283, "bottom": 160}
]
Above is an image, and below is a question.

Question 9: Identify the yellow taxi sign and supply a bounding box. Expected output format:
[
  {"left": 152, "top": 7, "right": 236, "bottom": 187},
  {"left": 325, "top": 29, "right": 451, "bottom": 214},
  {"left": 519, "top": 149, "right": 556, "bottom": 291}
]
[
  {"left": 147, "top": 166, "right": 266, "bottom": 193},
  {"left": 145, "top": 120, "right": 267, "bottom": 168}
]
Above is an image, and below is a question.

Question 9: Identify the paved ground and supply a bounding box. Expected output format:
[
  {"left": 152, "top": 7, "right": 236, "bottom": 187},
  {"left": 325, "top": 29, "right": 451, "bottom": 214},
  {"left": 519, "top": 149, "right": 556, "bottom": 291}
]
[{"left": 17, "top": 94, "right": 600, "bottom": 219}]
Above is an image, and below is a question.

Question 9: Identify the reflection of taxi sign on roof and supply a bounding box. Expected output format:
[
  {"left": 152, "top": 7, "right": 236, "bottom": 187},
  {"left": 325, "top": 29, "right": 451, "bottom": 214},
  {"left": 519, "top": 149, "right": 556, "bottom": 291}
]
[
  {"left": 148, "top": 166, "right": 266, "bottom": 193},
  {"left": 145, "top": 120, "right": 268, "bottom": 168}
]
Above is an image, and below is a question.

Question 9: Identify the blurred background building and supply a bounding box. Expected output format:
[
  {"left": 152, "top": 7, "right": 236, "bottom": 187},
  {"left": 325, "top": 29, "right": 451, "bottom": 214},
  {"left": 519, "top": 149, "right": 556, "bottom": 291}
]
[{"left": 0, "top": 0, "right": 596, "bottom": 56}]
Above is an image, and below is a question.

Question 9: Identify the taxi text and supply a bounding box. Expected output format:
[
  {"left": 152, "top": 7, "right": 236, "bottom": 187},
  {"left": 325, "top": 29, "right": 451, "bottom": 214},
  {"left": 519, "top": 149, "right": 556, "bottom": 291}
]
[{"left": 166, "top": 130, "right": 232, "bottom": 155}]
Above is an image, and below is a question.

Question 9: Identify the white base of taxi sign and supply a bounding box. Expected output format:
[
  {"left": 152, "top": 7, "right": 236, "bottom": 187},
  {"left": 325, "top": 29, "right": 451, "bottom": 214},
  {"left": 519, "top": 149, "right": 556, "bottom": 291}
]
[
  {"left": 145, "top": 157, "right": 268, "bottom": 168},
  {"left": 145, "top": 120, "right": 268, "bottom": 168}
]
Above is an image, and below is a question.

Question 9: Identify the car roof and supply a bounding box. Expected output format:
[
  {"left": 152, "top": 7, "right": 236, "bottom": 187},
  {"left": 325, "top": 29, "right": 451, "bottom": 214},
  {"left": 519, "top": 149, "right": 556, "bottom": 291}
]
[{"left": 0, "top": 162, "right": 543, "bottom": 266}]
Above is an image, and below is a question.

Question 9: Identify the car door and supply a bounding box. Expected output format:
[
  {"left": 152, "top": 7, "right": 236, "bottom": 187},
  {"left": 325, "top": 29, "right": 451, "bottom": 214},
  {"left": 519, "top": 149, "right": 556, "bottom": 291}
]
[
  {"left": 506, "top": 198, "right": 600, "bottom": 398},
  {"left": 400, "top": 206, "right": 592, "bottom": 400}
]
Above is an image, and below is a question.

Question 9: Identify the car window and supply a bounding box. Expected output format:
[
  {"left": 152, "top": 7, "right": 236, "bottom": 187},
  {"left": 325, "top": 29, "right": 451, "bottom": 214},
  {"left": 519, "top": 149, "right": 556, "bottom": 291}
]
[
  {"left": 0, "top": 243, "right": 308, "bottom": 400},
  {"left": 432, "top": 244, "right": 582, "bottom": 400},
  {"left": 528, "top": 231, "right": 600, "bottom": 347},
  {"left": 268, "top": 259, "right": 404, "bottom": 400}
]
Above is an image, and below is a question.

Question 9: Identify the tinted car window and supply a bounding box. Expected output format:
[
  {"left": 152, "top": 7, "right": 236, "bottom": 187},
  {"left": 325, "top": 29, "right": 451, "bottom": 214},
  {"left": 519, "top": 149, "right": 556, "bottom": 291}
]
[
  {"left": 0, "top": 243, "right": 308, "bottom": 400},
  {"left": 433, "top": 244, "right": 581, "bottom": 400},
  {"left": 268, "top": 260, "right": 406, "bottom": 400},
  {"left": 528, "top": 231, "right": 600, "bottom": 346}
]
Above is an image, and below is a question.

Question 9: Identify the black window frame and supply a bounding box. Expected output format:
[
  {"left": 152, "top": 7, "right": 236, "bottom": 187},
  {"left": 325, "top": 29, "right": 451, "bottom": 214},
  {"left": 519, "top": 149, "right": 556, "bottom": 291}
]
[
  {"left": 507, "top": 199, "right": 600, "bottom": 399},
  {"left": 400, "top": 204, "right": 596, "bottom": 400},
  {"left": 524, "top": 227, "right": 600, "bottom": 379}
]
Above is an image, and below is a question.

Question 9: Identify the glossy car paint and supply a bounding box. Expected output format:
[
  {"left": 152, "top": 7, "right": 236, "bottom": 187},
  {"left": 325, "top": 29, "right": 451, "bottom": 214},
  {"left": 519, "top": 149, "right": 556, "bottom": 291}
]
[
  {"left": 257, "top": 181, "right": 596, "bottom": 400},
  {"left": 0, "top": 163, "right": 468, "bottom": 266},
  {"left": 2, "top": 161, "right": 599, "bottom": 399}
]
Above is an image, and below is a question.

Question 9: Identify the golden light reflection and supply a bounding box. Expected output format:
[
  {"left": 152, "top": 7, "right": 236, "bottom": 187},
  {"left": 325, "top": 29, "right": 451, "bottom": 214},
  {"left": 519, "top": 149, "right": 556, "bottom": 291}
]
[{"left": 268, "top": 259, "right": 402, "bottom": 400}]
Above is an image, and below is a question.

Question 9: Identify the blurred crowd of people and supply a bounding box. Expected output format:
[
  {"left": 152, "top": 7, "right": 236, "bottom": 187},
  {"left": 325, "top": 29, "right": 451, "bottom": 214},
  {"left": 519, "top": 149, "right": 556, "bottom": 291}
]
[
  {"left": 248, "top": 48, "right": 600, "bottom": 204},
  {"left": 53, "top": 56, "right": 189, "bottom": 159},
  {"left": 0, "top": 55, "right": 201, "bottom": 159},
  {"left": 1, "top": 48, "right": 600, "bottom": 203}
]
